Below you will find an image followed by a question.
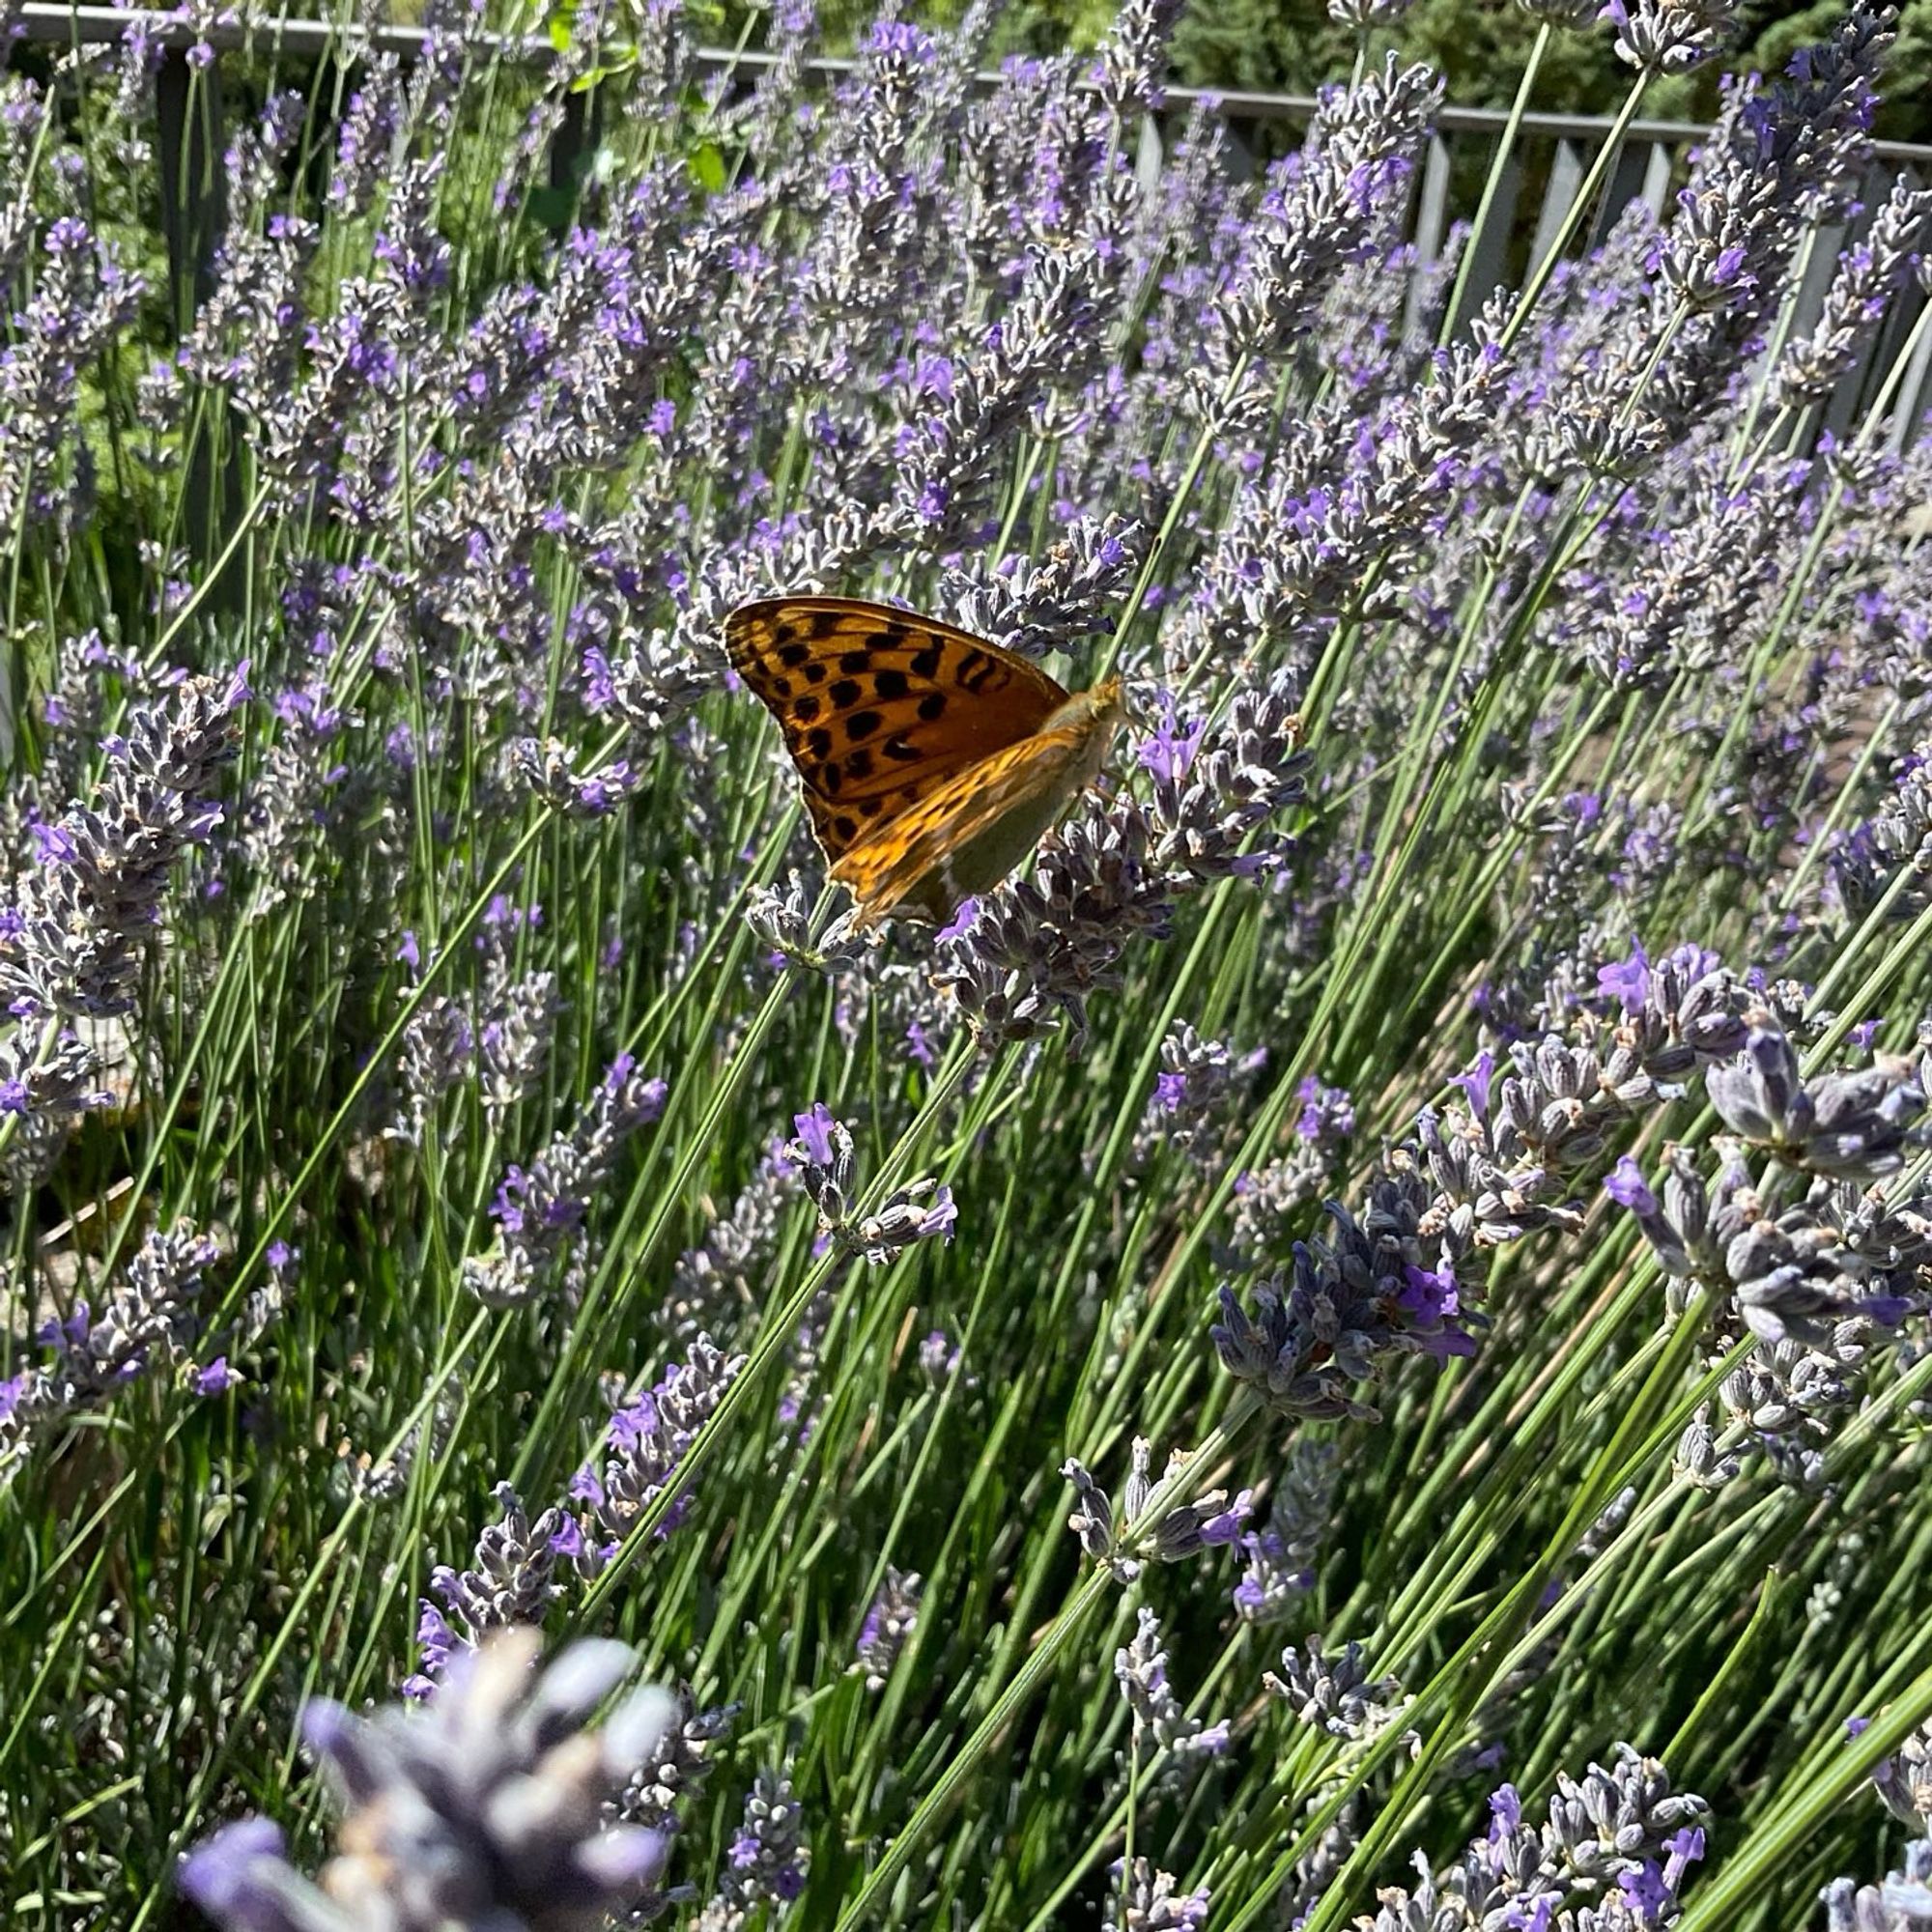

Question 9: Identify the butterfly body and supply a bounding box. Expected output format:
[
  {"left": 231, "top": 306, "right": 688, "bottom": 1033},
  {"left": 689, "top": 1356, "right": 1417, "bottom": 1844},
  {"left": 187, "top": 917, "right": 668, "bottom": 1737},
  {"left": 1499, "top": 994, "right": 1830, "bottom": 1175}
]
[{"left": 725, "top": 596, "right": 1125, "bottom": 930}]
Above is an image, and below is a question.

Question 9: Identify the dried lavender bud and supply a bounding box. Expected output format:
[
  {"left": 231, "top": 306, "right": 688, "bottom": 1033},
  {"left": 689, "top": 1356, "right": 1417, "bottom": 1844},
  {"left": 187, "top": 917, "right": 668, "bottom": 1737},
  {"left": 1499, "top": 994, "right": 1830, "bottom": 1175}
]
[
  {"left": 1115, "top": 1606, "right": 1231, "bottom": 1764},
  {"left": 1102, "top": 1859, "right": 1210, "bottom": 1932},
  {"left": 1329, "top": 0, "right": 1413, "bottom": 24},
  {"left": 854, "top": 1567, "right": 923, "bottom": 1690},
  {"left": 928, "top": 802, "right": 1175, "bottom": 1051},
  {"left": 1831, "top": 744, "right": 1932, "bottom": 925},
  {"left": 943, "top": 516, "right": 1147, "bottom": 662},
  {"left": 1223, "top": 1148, "right": 1335, "bottom": 1273},
  {"left": 181, "top": 1630, "right": 673, "bottom": 1932},
  {"left": 1061, "top": 1438, "right": 1250, "bottom": 1581},
  {"left": 746, "top": 873, "right": 868, "bottom": 976},
  {"left": 666, "top": 1142, "right": 800, "bottom": 1340},
  {"left": 1821, "top": 1840, "right": 1932, "bottom": 1932},
  {"left": 0, "top": 1024, "right": 110, "bottom": 1188},
  {"left": 613, "top": 1686, "right": 738, "bottom": 1836},
  {"left": 1602, "top": 0, "right": 1738, "bottom": 72},
  {"left": 1706, "top": 1024, "right": 1924, "bottom": 1179},
  {"left": 514, "top": 736, "right": 646, "bottom": 817},
  {"left": 386, "top": 991, "right": 476, "bottom": 1148},
  {"left": 1574, "top": 470, "right": 1791, "bottom": 687},
  {"left": 1775, "top": 175, "right": 1932, "bottom": 407},
  {"left": 1872, "top": 1719, "right": 1932, "bottom": 1833},
  {"left": 1673, "top": 1407, "right": 1743, "bottom": 1490},
  {"left": 848, "top": 1180, "right": 957, "bottom": 1265},
  {"left": 1142, "top": 672, "right": 1311, "bottom": 881},
  {"left": 405, "top": 1482, "right": 572, "bottom": 1697},
  {"left": 1064, "top": 1453, "right": 1122, "bottom": 1568},
  {"left": 1089, "top": 0, "right": 1186, "bottom": 113},
  {"left": 1361, "top": 1753, "right": 1708, "bottom": 1930},
  {"left": 1652, "top": 7, "right": 1895, "bottom": 327},
  {"left": 327, "top": 56, "right": 404, "bottom": 219},
  {"left": 785, "top": 1101, "right": 856, "bottom": 1227},
  {"left": 1265, "top": 1634, "right": 1410, "bottom": 1743},
  {"left": 875, "top": 242, "right": 1107, "bottom": 550},
  {"left": 918, "top": 1328, "right": 961, "bottom": 1381},
  {"left": 0, "top": 217, "right": 145, "bottom": 544},
  {"left": 1596, "top": 942, "right": 1749, "bottom": 1083},
  {"left": 1135, "top": 1020, "right": 1267, "bottom": 1166}
]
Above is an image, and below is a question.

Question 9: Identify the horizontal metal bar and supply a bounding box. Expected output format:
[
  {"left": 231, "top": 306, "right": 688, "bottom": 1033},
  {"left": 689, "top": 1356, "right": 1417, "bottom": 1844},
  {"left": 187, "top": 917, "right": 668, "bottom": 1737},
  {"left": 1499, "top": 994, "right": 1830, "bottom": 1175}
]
[{"left": 14, "top": 2, "right": 1932, "bottom": 163}]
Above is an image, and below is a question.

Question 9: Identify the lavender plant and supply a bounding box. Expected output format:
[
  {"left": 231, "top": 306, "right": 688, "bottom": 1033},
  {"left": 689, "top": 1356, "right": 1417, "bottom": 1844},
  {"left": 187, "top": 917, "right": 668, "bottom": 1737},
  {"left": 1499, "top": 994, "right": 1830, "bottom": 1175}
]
[{"left": 1, "top": 0, "right": 1930, "bottom": 1927}]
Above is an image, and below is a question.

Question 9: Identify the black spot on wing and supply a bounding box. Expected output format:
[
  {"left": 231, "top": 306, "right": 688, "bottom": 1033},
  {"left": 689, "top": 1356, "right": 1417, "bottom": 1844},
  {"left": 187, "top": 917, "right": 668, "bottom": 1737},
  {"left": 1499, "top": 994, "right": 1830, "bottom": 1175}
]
[
  {"left": 956, "top": 649, "right": 997, "bottom": 694},
  {"left": 882, "top": 734, "right": 923, "bottom": 764},
  {"left": 778, "top": 639, "right": 811, "bottom": 669},
  {"left": 845, "top": 748, "right": 874, "bottom": 781},
  {"left": 808, "top": 610, "right": 844, "bottom": 639},
  {"left": 910, "top": 644, "right": 942, "bottom": 677},
  {"left": 819, "top": 764, "right": 843, "bottom": 797},
  {"left": 828, "top": 678, "right": 863, "bottom": 709},
  {"left": 844, "top": 708, "right": 883, "bottom": 743},
  {"left": 873, "top": 668, "right": 909, "bottom": 699},
  {"left": 794, "top": 696, "right": 821, "bottom": 724},
  {"left": 805, "top": 727, "right": 833, "bottom": 760},
  {"left": 917, "top": 693, "right": 947, "bottom": 722},
  {"left": 838, "top": 649, "right": 873, "bottom": 674}
]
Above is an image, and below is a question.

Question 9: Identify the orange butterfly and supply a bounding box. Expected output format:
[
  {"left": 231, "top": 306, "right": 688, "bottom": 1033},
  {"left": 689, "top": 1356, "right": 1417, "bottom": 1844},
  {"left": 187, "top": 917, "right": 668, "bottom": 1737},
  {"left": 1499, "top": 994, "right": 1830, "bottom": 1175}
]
[{"left": 725, "top": 596, "right": 1126, "bottom": 930}]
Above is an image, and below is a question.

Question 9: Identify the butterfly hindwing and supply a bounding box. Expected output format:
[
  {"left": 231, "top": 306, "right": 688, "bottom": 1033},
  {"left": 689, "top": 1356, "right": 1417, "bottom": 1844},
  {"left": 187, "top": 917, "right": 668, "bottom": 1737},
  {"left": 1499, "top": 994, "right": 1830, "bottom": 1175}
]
[
  {"left": 830, "top": 722, "right": 1094, "bottom": 928},
  {"left": 725, "top": 597, "right": 1070, "bottom": 858}
]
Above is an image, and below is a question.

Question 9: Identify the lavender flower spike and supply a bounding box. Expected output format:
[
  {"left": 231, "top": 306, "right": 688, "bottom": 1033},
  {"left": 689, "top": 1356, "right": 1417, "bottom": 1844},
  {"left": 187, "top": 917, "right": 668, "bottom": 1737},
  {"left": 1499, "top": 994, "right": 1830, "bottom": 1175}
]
[
  {"left": 782, "top": 1101, "right": 957, "bottom": 1264},
  {"left": 181, "top": 1628, "right": 673, "bottom": 1932}
]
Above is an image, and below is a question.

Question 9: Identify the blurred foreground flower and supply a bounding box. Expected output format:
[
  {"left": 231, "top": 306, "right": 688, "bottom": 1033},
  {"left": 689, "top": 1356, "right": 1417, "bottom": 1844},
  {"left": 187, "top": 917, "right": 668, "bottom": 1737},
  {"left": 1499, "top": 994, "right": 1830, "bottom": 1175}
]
[{"left": 180, "top": 1628, "right": 673, "bottom": 1931}]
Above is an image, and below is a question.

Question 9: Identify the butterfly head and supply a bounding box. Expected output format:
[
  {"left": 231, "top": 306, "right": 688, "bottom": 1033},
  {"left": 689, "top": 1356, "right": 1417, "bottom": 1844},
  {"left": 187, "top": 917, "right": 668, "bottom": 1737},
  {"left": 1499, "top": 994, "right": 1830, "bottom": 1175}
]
[{"left": 1059, "top": 675, "right": 1127, "bottom": 730}]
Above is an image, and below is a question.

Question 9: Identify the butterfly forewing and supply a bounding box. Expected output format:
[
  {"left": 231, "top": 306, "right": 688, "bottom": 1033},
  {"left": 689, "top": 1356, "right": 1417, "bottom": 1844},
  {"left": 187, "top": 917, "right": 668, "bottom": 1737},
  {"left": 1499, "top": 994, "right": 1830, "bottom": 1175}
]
[{"left": 724, "top": 597, "right": 1069, "bottom": 859}]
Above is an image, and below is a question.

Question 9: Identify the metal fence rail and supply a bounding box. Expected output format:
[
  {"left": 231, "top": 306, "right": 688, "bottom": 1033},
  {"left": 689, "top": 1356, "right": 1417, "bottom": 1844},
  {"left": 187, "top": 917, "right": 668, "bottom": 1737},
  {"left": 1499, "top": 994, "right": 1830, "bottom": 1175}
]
[{"left": 11, "top": 2, "right": 1932, "bottom": 447}]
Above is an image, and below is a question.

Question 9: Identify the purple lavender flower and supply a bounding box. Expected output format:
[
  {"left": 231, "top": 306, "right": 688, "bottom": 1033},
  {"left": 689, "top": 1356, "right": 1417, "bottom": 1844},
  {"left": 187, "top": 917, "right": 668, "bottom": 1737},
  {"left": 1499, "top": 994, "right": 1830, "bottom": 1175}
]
[
  {"left": 782, "top": 1101, "right": 955, "bottom": 1264},
  {"left": 1063, "top": 1436, "right": 1251, "bottom": 1581},
  {"left": 1208, "top": 58, "right": 1442, "bottom": 400},
  {"left": 465, "top": 1056, "right": 668, "bottom": 1306},
  {"left": 1116, "top": 1605, "right": 1232, "bottom": 1766},
  {"left": 182, "top": 1630, "right": 673, "bottom": 1931},
  {"left": 1356, "top": 1747, "right": 1708, "bottom": 1929},
  {"left": 568, "top": 1336, "right": 746, "bottom": 1563},
  {"left": 2, "top": 667, "right": 246, "bottom": 1021},
  {"left": 0, "top": 1223, "right": 219, "bottom": 1481},
  {"left": 854, "top": 1566, "right": 923, "bottom": 1690},
  {"left": 706, "top": 1768, "right": 810, "bottom": 1918},
  {"left": 403, "top": 1482, "right": 574, "bottom": 1697}
]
